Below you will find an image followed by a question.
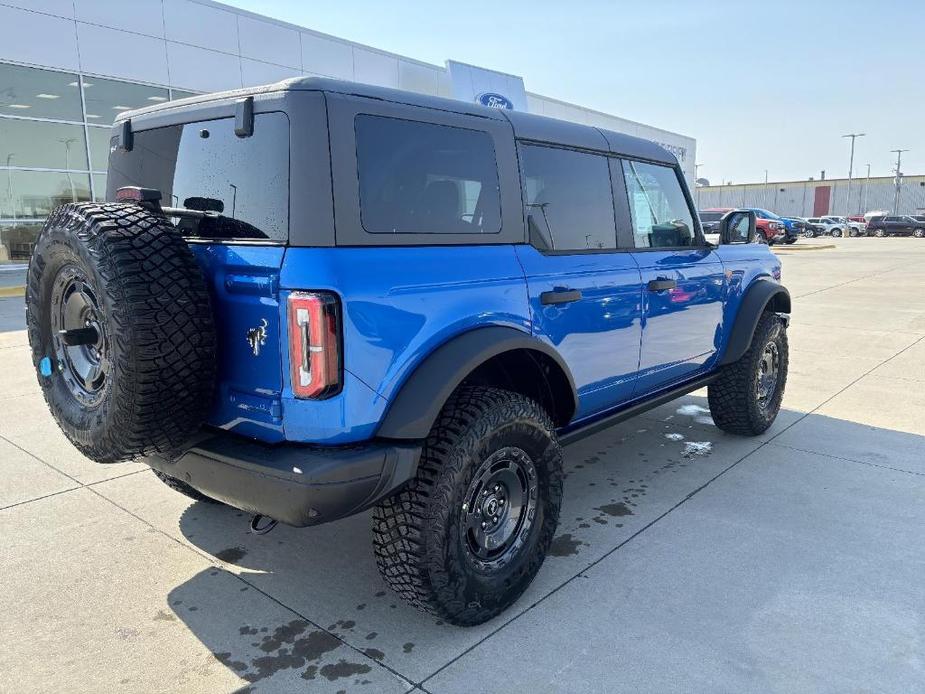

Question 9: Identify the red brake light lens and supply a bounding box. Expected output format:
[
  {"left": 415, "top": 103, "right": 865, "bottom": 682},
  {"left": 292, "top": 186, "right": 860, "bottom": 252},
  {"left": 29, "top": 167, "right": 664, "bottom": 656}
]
[{"left": 288, "top": 292, "right": 341, "bottom": 399}]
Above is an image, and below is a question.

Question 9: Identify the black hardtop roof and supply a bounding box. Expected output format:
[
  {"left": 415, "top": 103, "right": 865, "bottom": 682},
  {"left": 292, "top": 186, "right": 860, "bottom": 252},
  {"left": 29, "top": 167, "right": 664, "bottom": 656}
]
[{"left": 117, "top": 76, "right": 678, "bottom": 166}]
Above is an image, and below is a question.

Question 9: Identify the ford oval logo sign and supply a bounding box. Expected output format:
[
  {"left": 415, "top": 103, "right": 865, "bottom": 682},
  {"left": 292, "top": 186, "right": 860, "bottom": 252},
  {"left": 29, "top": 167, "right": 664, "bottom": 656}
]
[{"left": 476, "top": 92, "right": 514, "bottom": 110}]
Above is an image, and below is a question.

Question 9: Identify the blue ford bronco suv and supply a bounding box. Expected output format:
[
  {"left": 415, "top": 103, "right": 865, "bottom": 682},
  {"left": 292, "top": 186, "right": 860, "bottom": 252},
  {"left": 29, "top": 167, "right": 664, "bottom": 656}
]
[{"left": 25, "top": 78, "right": 790, "bottom": 626}]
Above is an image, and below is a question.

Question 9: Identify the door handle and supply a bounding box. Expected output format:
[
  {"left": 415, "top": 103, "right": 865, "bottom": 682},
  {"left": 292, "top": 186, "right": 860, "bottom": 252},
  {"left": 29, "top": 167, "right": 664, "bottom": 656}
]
[
  {"left": 647, "top": 279, "right": 677, "bottom": 292},
  {"left": 540, "top": 289, "right": 582, "bottom": 305}
]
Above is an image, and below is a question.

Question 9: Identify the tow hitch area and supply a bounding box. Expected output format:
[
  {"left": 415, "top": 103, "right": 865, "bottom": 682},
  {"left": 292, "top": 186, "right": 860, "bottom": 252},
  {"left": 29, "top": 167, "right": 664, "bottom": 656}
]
[{"left": 250, "top": 514, "right": 278, "bottom": 535}]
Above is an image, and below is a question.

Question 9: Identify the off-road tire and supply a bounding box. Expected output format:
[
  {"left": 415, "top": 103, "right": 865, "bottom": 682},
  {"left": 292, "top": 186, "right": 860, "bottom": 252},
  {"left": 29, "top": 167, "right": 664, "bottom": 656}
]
[
  {"left": 708, "top": 312, "right": 788, "bottom": 436},
  {"left": 26, "top": 202, "right": 216, "bottom": 463},
  {"left": 372, "top": 386, "right": 563, "bottom": 626},
  {"left": 152, "top": 469, "right": 222, "bottom": 504}
]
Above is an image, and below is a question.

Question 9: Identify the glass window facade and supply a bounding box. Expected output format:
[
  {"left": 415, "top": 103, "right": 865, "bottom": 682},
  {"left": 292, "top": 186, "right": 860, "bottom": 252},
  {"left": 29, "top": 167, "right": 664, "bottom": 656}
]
[
  {"left": 82, "top": 77, "right": 169, "bottom": 124},
  {"left": 0, "top": 61, "right": 199, "bottom": 263}
]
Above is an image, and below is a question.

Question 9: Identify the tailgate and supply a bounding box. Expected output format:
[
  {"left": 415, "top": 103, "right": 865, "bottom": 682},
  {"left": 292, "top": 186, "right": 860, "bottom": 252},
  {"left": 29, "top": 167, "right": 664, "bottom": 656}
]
[{"left": 189, "top": 244, "right": 286, "bottom": 442}]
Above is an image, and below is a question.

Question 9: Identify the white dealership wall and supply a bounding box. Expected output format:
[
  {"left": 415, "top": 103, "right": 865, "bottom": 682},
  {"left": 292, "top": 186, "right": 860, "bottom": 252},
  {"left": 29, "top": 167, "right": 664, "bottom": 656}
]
[{"left": 0, "top": 0, "right": 696, "bottom": 180}]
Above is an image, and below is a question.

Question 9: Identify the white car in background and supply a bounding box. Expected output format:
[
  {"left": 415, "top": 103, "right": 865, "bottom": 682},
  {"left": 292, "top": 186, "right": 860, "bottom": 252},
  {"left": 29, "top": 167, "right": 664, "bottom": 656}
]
[{"left": 804, "top": 216, "right": 864, "bottom": 237}]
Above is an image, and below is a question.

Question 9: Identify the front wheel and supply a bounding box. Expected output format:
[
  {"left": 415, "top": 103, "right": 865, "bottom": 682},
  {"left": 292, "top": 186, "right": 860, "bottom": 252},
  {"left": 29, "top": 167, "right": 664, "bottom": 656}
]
[
  {"left": 372, "top": 386, "right": 563, "bottom": 626},
  {"left": 874, "top": 228, "right": 886, "bottom": 238},
  {"left": 804, "top": 229, "right": 815, "bottom": 238},
  {"left": 708, "top": 312, "right": 788, "bottom": 436}
]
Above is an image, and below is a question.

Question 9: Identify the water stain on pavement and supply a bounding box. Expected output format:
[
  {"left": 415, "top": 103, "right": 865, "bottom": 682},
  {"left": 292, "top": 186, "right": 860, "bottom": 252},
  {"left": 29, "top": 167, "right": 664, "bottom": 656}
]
[
  {"left": 595, "top": 502, "right": 633, "bottom": 517},
  {"left": 208, "top": 618, "right": 357, "bottom": 685},
  {"left": 548, "top": 533, "right": 583, "bottom": 557},
  {"left": 214, "top": 546, "right": 247, "bottom": 563}
]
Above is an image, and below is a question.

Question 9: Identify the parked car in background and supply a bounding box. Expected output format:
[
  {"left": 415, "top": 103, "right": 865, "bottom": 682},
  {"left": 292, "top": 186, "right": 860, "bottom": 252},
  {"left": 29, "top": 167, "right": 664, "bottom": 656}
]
[
  {"left": 800, "top": 217, "right": 827, "bottom": 238},
  {"left": 781, "top": 216, "right": 807, "bottom": 240},
  {"left": 821, "top": 216, "right": 866, "bottom": 237},
  {"left": 701, "top": 208, "right": 783, "bottom": 244},
  {"left": 698, "top": 209, "right": 725, "bottom": 234},
  {"left": 805, "top": 217, "right": 843, "bottom": 237},
  {"left": 866, "top": 215, "right": 925, "bottom": 237},
  {"left": 744, "top": 208, "right": 797, "bottom": 244}
]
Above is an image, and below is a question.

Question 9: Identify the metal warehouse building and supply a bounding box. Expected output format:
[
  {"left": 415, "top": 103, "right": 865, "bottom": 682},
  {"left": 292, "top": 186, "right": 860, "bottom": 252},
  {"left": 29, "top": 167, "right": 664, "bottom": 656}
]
[
  {"left": 695, "top": 175, "right": 925, "bottom": 218},
  {"left": 0, "top": 0, "right": 695, "bottom": 262}
]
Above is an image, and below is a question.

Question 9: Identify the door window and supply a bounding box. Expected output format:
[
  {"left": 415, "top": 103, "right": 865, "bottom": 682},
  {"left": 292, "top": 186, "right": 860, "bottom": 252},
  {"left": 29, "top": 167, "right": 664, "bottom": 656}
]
[
  {"left": 622, "top": 160, "right": 696, "bottom": 248},
  {"left": 355, "top": 115, "right": 501, "bottom": 234},
  {"left": 519, "top": 144, "right": 616, "bottom": 251}
]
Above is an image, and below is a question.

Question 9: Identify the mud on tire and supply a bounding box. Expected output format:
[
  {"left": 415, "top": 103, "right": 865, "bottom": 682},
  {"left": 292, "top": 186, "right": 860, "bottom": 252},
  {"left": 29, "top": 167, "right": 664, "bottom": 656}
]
[
  {"left": 26, "top": 202, "right": 216, "bottom": 463},
  {"left": 372, "top": 386, "right": 563, "bottom": 626},
  {"left": 708, "top": 311, "right": 788, "bottom": 436}
]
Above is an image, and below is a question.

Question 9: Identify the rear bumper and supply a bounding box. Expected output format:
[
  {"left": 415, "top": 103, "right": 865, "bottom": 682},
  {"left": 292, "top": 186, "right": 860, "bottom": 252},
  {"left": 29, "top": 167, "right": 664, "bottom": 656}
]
[{"left": 145, "top": 430, "right": 421, "bottom": 527}]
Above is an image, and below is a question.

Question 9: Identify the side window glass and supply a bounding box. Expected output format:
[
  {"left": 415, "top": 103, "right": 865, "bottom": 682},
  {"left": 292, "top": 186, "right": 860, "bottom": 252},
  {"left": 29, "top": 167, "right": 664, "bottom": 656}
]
[
  {"left": 519, "top": 144, "right": 616, "bottom": 251},
  {"left": 355, "top": 115, "right": 501, "bottom": 234},
  {"left": 621, "top": 160, "right": 696, "bottom": 248}
]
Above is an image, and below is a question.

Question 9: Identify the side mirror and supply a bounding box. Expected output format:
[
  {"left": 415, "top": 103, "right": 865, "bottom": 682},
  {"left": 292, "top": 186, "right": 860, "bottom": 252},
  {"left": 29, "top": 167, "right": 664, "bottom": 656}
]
[{"left": 720, "top": 209, "right": 757, "bottom": 244}]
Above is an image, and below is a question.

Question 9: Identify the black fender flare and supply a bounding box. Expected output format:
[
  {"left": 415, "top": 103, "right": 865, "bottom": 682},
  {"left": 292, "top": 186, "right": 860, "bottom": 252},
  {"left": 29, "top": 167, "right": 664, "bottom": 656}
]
[
  {"left": 719, "top": 279, "right": 791, "bottom": 365},
  {"left": 376, "top": 326, "right": 578, "bottom": 440}
]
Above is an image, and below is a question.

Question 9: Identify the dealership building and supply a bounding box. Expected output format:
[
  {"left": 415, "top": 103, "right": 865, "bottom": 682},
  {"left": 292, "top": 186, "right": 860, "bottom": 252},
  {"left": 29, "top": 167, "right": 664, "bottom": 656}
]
[{"left": 0, "top": 0, "right": 695, "bottom": 262}]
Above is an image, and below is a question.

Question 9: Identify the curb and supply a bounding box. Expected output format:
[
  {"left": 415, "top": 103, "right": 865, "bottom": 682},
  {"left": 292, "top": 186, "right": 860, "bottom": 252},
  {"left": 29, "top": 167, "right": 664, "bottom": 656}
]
[
  {"left": 773, "top": 244, "right": 836, "bottom": 252},
  {"left": 0, "top": 286, "right": 25, "bottom": 298}
]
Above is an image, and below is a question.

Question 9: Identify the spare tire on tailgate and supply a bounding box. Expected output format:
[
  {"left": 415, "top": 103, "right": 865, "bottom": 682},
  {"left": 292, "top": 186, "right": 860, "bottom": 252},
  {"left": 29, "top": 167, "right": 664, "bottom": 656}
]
[{"left": 26, "top": 202, "right": 216, "bottom": 463}]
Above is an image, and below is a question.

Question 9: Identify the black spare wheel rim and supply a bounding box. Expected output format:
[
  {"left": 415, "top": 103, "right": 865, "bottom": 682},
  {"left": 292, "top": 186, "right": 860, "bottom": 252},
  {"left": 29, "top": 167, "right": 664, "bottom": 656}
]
[
  {"left": 462, "top": 446, "right": 538, "bottom": 571},
  {"left": 50, "top": 264, "right": 109, "bottom": 406},
  {"left": 755, "top": 340, "right": 780, "bottom": 410}
]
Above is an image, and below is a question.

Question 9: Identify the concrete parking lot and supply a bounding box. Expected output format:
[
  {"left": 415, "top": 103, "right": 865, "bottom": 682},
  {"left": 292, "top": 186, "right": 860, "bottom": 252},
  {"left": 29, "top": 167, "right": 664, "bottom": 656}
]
[{"left": 1, "top": 238, "right": 923, "bottom": 693}]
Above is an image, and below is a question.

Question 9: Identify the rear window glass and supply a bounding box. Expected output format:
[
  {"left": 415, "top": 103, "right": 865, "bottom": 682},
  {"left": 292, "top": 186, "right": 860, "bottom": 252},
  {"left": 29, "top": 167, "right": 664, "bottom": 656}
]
[
  {"left": 698, "top": 211, "right": 724, "bottom": 223},
  {"left": 107, "top": 112, "right": 289, "bottom": 241},
  {"left": 355, "top": 114, "right": 501, "bottom": 234}
]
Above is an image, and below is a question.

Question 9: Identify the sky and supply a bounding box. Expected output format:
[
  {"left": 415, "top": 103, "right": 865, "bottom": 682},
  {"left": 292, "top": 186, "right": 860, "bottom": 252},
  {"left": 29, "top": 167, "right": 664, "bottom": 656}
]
[{"left": 223, "top": 0, "right": 924, "bottom": 185}]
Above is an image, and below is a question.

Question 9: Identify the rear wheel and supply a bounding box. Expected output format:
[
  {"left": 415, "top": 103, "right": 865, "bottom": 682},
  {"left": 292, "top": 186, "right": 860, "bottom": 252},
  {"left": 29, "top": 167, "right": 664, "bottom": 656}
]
[
  {"left": 831, "top": 227, "right": 843, "bottom": 237},
  {"left": 804, "top": 228, "right": 815, "bottom": 238},
  {"left": 708, "top": 312, "right": 788, "bottom": 436},
  {"left": 914, "top": 228, "right": 925, "bottom": 238},
  {"left": 372, "top": 386, "right": 563, "bottom": 626}
]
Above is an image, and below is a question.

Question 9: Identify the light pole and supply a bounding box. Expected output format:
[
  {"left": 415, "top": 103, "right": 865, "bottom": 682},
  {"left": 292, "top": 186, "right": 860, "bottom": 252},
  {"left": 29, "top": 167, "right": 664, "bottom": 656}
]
[
  {"left": 861, "top": 163, "right": 871, "bottom": 215},
  {"left": 5, "top": 154, "right": 14, "bottom": 223},
  {"left": 842, "top": 133, "right": 865, "bottom": 236},
  {"left": 890, "top": 149, "right": 909, "bottom": 213},
  {"left": 694, "top": 163, "right": 703, "bottom": 206}
]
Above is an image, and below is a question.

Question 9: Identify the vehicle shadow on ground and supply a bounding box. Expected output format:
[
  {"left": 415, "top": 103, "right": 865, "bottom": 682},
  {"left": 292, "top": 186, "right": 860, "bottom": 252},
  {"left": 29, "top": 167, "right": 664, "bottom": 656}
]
[{"left": 161, "top": 397, "right": 925, "bottom": 691}]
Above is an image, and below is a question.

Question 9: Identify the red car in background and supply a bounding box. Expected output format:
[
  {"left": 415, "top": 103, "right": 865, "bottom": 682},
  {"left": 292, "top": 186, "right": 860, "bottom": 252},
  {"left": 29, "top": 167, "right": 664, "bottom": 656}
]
[{"left": 699, "top": 208, "right": 784, "bottom": 244}]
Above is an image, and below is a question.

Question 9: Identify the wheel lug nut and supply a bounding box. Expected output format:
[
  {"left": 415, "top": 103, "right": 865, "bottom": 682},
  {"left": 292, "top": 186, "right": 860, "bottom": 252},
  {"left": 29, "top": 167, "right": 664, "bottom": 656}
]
[
  {"left": 481, "top": 521, "right": 486, "bottom": 529},
  {"left": 462, "top": 503, "right": 468, "bottom": 511},
  {"left": 499, "top": 499, "right": 504, "bottom": 505}
]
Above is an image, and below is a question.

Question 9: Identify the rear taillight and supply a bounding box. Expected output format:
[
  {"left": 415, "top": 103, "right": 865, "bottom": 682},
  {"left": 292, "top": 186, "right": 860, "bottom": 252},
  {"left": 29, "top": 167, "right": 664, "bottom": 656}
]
[{"left": 287, "top": 292, "right": 341, "bottom": 399}]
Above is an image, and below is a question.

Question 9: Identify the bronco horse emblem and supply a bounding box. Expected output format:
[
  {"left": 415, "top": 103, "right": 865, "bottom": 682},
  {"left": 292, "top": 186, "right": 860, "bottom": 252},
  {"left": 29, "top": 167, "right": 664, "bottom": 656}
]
[{"left": 246, "top": 318, "right": 268, "bottom": 356}]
